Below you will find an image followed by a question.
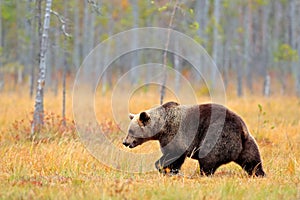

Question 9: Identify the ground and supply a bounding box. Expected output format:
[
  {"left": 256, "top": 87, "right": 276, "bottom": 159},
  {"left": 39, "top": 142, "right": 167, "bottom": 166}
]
[{"left": 0, "top": 89, "right": 299, "bottom": 199}]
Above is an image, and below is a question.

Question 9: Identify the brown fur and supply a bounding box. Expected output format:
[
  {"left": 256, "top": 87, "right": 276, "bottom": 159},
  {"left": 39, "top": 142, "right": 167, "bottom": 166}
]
[{"left": 123, "top": 102, "right": 266, "bottom": 177}]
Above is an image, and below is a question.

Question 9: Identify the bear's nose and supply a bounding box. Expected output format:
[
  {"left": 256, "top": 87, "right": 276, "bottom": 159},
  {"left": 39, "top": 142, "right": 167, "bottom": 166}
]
[{"left": 123, "top": 140, "right": 129, "bottom": 147}]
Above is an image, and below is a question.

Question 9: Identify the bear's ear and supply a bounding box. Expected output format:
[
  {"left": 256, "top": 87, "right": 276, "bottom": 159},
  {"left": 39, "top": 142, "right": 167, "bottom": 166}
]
[
  {"left": 129, "top": 113, "right": 135, "bottom": 120},
  {"left": 139, "top": 111, "right": 150, "bottom": 126}
]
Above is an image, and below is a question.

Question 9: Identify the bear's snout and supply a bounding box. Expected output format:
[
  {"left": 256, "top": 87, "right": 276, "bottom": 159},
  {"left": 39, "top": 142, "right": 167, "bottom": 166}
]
[
  {"left": 123, "top": 137, "right": 138, "bottom": 148},
  {"left": 122, "top": 140, "right": 130, "bottom": 147}
]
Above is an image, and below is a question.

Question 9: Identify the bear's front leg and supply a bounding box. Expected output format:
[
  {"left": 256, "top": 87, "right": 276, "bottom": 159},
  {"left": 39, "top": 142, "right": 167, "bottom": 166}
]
[{"left": 155, "top": 154, "right": 186, "bottom": 175}]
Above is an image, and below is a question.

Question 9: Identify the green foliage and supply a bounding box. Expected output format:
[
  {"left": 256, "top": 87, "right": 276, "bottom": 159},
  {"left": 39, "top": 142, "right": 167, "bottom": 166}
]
[
  {"left": 1, "top": 1, "right": 16, "bottom": 21},
  {"left": 253, "top": 0, "right": 269, "bottom": 6},
  {"left": 189, "top": 21, "right": 199, "bottom": 30},
  {"left": 274, "top": 44, "right": 299, "bottom": 62},
  {"left": 157, "top": 4, "right": 169, "bottom": 12}
]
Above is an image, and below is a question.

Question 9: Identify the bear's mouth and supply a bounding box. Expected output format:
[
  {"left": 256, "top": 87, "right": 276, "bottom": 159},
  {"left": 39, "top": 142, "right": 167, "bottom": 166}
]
[
  {"left": 129, "top": 140, "right": 139, "bottom": 148},
  {"left": 123, "top": 140, "right": 138, "bottom": 148},
  {"left": 128, "top": 144, "right": 136, "bottom": 148}
]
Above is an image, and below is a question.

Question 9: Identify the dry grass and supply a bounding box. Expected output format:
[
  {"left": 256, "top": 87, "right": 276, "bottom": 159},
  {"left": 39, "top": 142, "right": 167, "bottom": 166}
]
[{"left": 0, "top": 87, "right": 299, "bottom": 199}]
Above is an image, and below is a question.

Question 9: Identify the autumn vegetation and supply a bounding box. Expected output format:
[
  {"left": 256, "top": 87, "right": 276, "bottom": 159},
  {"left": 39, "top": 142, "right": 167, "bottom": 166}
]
[
  {"left": 0, "top": 84, "right": 299, "bottom": 199},
  {"left": 1, "top": 0, "right": 300, "bottom": 199}
]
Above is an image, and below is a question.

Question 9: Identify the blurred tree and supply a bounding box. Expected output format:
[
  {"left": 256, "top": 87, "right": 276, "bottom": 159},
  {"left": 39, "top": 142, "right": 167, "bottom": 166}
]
[
  {"left": 211, "top": 0, "right": 220, "bottom": 88},
  {"left": 0, "top": 0, "right": 299, "bottom": 98},
  {"left": 261, "top": 2, "right": 271, "bottom": 96},
  {"left": 236, "top": 3, "right": 244, "bottom": 97},
  {"left": 160, "top": 0, "right": 178, "bottom": 105},
  {"left": 274, "top": 44, "right": 299, "bottom": 94},
  {"left": 32, "top": 0, "right": 53, "bottom": 135},
  {"left": 129, "top": 0, "right": 139, "bottom": 85},
  {"left": 28, "top": 0, "right": 37, "bottom": 98},
  {"left": 244, "top": 0, "right": 253, "bottom": 94},
  {"left": 62, "top": 0, "right": 69, "bottom": 127},
  {"left": 72, "top": 0, "right": 80, "bottom": 69}
]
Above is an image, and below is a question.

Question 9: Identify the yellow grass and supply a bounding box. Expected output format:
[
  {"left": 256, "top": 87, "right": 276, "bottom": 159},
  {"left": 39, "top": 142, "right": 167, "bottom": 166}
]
[{"left": 0, "top": 87, "right": 299, "bottom": 199}]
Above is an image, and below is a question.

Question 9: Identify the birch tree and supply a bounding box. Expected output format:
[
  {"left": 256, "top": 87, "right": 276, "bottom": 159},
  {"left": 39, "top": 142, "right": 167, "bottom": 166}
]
[
  {"left": 160, "top": 0, "right": 178, "bottom": 105},
  {"left": 244, "top": 1, "right": 253, "bottom": 93},
  {"left": 211, "top": 0, "right": 220, "bottom": 88},
  {"left": 62, "top": 1, "right": 69, "bottom": 126},
  {"left": 130, "top": 0, "right": 139, "bottom": 85},
  {"left": 236, "top": 5, "right": 244, "bottom": 97},
  {"left": 31, "top": 0, "right": 53, "bottom": 135},
  {"left": 72, "top": 0, "right": 80, "bottom": 69},
  {"left": 262, "top": 4, "right": 271, "bottom": 96}
]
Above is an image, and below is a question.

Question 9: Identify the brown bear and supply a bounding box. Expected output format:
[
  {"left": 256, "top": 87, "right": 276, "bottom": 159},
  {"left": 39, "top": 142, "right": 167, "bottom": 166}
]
[{"left": 123, "top": 102, "right": 265, "bottom": 177}]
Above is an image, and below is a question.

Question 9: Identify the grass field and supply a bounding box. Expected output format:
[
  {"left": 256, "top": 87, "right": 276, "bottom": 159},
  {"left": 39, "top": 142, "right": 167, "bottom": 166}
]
[{"left": 0, "top": 88, "right": 299, "bottom": 199}]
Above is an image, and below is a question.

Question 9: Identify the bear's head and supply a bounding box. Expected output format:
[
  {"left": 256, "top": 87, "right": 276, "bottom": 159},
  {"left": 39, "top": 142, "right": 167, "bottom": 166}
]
[{"left": 123, "top": 107, "right": 166, "bottom": 148}]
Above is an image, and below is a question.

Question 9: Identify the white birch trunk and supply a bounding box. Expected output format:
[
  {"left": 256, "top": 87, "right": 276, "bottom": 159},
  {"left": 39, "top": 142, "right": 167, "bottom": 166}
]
[
  {"left": 262, "top": 4, "right": 271, "bottom": 96},
  {"left": 31, "top": 0, "right": 53, "bottom": 135},
  {"left": 263, "top": 74, "right": 270, "bottom": 97}
]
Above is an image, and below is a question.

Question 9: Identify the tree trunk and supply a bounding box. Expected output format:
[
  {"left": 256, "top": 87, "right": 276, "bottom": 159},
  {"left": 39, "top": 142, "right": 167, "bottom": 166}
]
[
  {"left": 52, "top": 26, "right": 61, "bottom": 96},
  {"left": 268, "top": 1, "right": 281, "bottom": 97},
  {"left": 222, "top": 41, "right": 229, "bottom": 90},
  {"left": 160, "top": 0, "right": 178, "bottom": 105},
  {"left": 289, "top": 0, "right": 296, "bottom": 48},
  {"left": 16, "top": 1, "right": 24, "bottom": 87},
  {"left": 102, "top": 28, "right": 112, "bottom": 95},
  {"left": 262, "top": 4, "right": 271, "bottom": 96},
  {"left": 174, "top": 40, "right": 181, "bottom": 93},
  {"left": 73, "top": 0, "right": 80, "bottom": 69},
  {"left": 30, "top": 0, "right": 42, "bottom": 98},
  {"left": 289, "top": 0, "right": 299, "bottom": 97},
  {"left": 195, "top": 0, "right": 209, "bottom": 42},
  {"left": 82, "top": 1, "right": 94, "bottom": 58},
  {"left": 244, "top": 1, "right": 253, "bottom": 93},
  {"left": 211, "top": 0, "right": 220, "bottom": 88},
  {"left": 31, "top": 0, "right": 53, "bottom": 135},
  {"left": 236, "top": 5, "right": 243, "bottom": 97},
  {"left": 62, "top": 1, "right": 68, "bottom": 127},
  {"left": 236, "top": 55, "right": 243, "bottom": 97},
  {"left": 263, "top": 74, "right": 270, "bottom": 97},
  {"left": 130, "top": 0, "right": 139, "bottom": 85}
]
